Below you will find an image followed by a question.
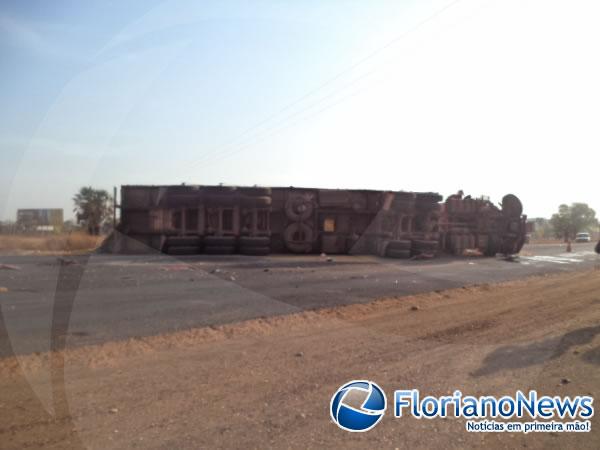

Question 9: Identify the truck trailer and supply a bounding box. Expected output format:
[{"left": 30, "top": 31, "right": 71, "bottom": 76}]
[{"left": 108, "top": 185, "right": 528, "bottom": 258}]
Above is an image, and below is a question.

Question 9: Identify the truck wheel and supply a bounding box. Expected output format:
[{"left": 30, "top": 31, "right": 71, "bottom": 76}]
[
  {"left": 205, "top": 245, "right": 235, "bottom": 255},
  {"left": 240, "top": 246, "right": 270, "bottom": 256},
  {"left": 501, "top": 194, "right": 523, "bottom": 217},
  {"left": 486, "top": 236, "right": 499, "bottom": 256},
  {"left": 205, "top": 236, "right": 236, "bottom": 247},
  {"left": 166, "top": 236, "right": 202, "bottom": 247},
  {"left": 285, "top": 194, "right": 314, "bottom": 221},
  {"left": 387, "top": 240, "right": 411, "bottom": 251},
  {"left": 167, "top": 246, "right": 200, "bottom": 255},
  {"left": 386, "top": 249, "right": 411, "bottom": 259},
  {"left": 411, "top": 239, "right": 439, "bottom": 250},
  {"left": 283, "top": 222, "right": 313, "bottom": 253},
  {"left": 239, "top": 236, "right": 270, "bottom": 247}
]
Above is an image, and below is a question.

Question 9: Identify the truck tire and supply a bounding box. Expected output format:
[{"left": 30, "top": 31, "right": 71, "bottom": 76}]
[
  {"left": 486, "top": 236, "right": 500, "bottom": 256},
  {"left": 240, "top": 246, "right": 270, "bottom": 256},
  {"left": 167, "top": 246, "right": 200, "bottom": 255},
  {"left": 166, "top": 236, "right": 202, "bottom": 246},
  {"left": 205, "top": 236, "right": 236, "bottom": 247},
  {"left": 386, "top": 249, "right": 411, "bottom": 259},
  {"left": 387, "top": 240, "right": 411, "bottom": 251},
  {"left": 411, "top": 239, "right": 439, "bottom": 257},
  {"left": 205, "top": 245, "right": 235, "bottom": 255},
  {"left": 501, "top": 194, "right": 523, "bottom": 217},
  {"left": 411, "top": 239, "right": 439, "bottom": 250},
  {"left": 239, "top": 236, "right": 270, "bottom": 247},
  {"left": 285, "top": 194, "right": 314, "bottom": 221},
  {"left": 283, "top": 222, "right": 313, "bottom": 253}
]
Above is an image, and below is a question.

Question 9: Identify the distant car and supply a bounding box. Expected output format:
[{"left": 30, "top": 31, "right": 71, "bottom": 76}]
[{"left": 575, "top": 232, "right": 591, "bottom": 243}]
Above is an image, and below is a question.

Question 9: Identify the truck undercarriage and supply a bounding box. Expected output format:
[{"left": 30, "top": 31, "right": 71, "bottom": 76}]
[{"left": 108, "top": 185, "right": 528, "bottom": 258}]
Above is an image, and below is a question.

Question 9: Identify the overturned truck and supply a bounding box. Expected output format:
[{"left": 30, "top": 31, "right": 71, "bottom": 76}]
[{"left": 110, "top": 185, "right": 528, "bottom": 258}]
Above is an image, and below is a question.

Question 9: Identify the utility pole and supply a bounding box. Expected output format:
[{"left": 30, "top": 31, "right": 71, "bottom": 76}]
[{"left": 113, "top": 186, "right": 118, "bottom": 229}]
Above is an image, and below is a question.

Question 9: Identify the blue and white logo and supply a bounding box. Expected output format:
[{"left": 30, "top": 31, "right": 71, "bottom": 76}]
[{"left": 330, "top": 380, "right": 387, "bottom": 432}]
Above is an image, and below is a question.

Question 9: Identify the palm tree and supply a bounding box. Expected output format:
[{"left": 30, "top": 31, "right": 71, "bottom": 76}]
[{"left": 73, "top": 187, "right": 111, "bottom": 235}]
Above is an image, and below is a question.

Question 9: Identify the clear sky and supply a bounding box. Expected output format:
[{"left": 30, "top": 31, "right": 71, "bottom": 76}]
[{"left": 1, "top": 0, "right": 598, "bottom": 221}]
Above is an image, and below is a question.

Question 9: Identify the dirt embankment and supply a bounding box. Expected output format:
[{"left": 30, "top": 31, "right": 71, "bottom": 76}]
[
  {"left": 0, "top": 233, "right": 103, "bottom": 255},
  {"left": 1, "top": 270, "right": 599, "bottom": 449}
]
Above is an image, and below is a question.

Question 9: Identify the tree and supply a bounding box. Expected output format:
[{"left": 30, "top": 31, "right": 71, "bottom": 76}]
[
  {"left": 549, "top": 203, "right": 598, "bottom": 241},
  {"left": 62, "top": 219, "right": 81, "bottom": 233},
  {"left": 0, "top": 220, "right": 16, "bottom": 234},
  {"left": 73, "top": 187, "right": 111, "bottom": 235},
  {"left": 530, "top": 217, "right": 554, "bottom": 240}
]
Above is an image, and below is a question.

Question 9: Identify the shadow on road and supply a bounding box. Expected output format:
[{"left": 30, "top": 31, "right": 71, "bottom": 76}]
[{"left": 472, "top": 324, "right": 600, "bottom": 376}]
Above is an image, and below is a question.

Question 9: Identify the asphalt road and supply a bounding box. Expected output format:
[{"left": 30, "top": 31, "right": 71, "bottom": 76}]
[{"left": 0, "top": 242, "right": 597, "bottom": 357}]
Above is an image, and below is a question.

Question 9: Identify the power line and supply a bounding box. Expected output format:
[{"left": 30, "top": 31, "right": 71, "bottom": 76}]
[
  {"left": 182, "top": 0, "right": 462, "bottom": 173},
  {"left": 184, "top": 70, "right": 373, "bottom": 170},
  {"left": 194, "top": 84, "right": 370, "bottom": 170}
]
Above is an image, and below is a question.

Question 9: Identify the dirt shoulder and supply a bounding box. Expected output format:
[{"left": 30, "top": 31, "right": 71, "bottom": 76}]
[
  {"left": 0, "top": 233, "right": 102, "bottom": 256},
  {"left": 1, "top": 270, "right": 599, "bottom": 449}
]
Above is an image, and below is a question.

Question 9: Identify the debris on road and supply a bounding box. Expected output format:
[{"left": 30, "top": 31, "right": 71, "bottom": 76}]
[
  {"left": 410, "top": 253, "right": 434, "bottom": 260},
  {"left": 57, "top": 257, "right": 77, "bottom": 266},
  {"left": 0, "top": 287, "right": 8, "bottom": 293},
  {"left": 0, "top": 264, "right": 21, "bottom": 270},
  {"left": 2, "top": 269, "right": 597, "bottom": 449},
  {"left": 161, "top": 264, "right": 192, "bottom": 272}
]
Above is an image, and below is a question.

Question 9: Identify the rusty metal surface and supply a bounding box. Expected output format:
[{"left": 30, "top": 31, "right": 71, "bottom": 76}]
[{"left": 111, "top": 185, "right": 527, "bottom": 258}]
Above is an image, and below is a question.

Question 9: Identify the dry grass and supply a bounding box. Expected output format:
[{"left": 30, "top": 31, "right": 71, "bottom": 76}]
[
  {"left": 0, "top": 232, "right": 104, "bottom": 254},
  {"left": 528, "top": 238, "right": 565, "bottom": 244}
]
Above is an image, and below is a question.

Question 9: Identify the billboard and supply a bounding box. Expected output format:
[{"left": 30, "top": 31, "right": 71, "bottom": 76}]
[{"left": 16, "top": 209, "right": 64, "bottom": 232}]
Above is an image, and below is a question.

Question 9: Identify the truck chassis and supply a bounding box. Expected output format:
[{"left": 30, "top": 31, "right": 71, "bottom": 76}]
[{"left": 110, "top": 185, "right": 528, "bottom": 258}]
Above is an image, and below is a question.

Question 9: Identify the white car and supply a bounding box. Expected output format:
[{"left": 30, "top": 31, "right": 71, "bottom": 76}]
[{"left": 575, "top": 232, "right": 591, "bottom": 243}]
